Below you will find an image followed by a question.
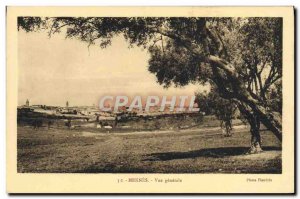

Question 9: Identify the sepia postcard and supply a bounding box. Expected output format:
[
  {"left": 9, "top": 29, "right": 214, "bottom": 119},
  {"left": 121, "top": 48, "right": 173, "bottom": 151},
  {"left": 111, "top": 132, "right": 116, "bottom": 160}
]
[{"left": 6, "top": 6, "right": 295, "bottom": 194}]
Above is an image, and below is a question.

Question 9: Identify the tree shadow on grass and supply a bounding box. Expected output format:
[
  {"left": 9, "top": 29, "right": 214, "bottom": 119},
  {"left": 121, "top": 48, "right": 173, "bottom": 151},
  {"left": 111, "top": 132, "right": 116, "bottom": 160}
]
[{"left": 143, "top": 146, "right": 281, "bottom": 161}]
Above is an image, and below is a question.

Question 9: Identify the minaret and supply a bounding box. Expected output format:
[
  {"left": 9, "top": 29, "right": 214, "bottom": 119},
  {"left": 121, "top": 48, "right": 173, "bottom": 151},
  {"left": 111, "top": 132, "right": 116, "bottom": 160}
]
[
  {"left": 26, "top": 99, "right": 29, "bottom": 107},
  {"left": 66, "top": 101, "right": 69, "bottom": 108}
]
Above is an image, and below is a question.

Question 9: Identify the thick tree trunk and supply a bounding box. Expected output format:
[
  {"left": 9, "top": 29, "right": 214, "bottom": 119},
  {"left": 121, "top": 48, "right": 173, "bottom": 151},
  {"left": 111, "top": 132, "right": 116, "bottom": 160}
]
[
  {"left": 237, "top": 93, "right": 282, "bottom": 142},
  {"left": 237, "top": 103, "right": 263, "bottom": 153},
  {"left": 249, "top": 130, "right": 263, "bottom": 153},
  {"left": 248, "top": 115, "right": 263, "bottom": 154}
]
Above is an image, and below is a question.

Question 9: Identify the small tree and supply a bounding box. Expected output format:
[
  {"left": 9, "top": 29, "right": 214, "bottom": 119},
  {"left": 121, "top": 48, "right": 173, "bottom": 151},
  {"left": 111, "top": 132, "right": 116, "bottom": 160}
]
[{"left": 196, "top": 87, "right": 237, "bottom": 136}]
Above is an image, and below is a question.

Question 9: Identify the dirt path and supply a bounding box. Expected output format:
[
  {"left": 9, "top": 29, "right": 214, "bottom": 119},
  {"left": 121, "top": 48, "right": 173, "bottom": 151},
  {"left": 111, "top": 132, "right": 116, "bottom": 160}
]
[
  {"left": 234, "top": 150, "right": 282, "bottom": 160},
  {"left": 81, "top": 125, "right": 247, "bottom": 137}
]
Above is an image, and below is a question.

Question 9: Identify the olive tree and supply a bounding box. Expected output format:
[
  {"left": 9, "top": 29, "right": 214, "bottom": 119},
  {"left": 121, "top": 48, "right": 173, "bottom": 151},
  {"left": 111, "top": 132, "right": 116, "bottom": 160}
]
[{"left": 195, "top": 87, "right": 237, "bottom": 137}]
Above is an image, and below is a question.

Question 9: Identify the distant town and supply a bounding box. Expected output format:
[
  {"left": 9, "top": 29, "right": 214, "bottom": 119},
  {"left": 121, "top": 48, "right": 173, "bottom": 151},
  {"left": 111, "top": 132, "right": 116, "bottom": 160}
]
[{"left": 17, "top": 99, "right": 204, "bottom": 131}]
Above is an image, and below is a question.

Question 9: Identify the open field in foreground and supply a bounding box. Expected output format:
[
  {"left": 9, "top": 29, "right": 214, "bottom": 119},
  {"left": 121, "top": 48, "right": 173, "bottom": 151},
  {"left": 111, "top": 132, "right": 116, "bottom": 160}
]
[{"left": 17, "top": 125, "right": 281, "bottom": 173}]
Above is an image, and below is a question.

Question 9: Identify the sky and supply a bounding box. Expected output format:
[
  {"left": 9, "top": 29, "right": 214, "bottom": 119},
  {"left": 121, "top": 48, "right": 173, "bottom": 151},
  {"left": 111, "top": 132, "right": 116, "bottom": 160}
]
[{"left": 18, "top": 30, "right": 209, "bottom": 107}]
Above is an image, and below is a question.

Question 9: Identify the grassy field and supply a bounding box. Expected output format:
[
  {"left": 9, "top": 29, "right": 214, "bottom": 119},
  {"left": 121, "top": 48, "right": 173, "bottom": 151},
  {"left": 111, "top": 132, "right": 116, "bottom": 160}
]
[{"left": 17, "top": 124, "right": 282, "bottom": 173}]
